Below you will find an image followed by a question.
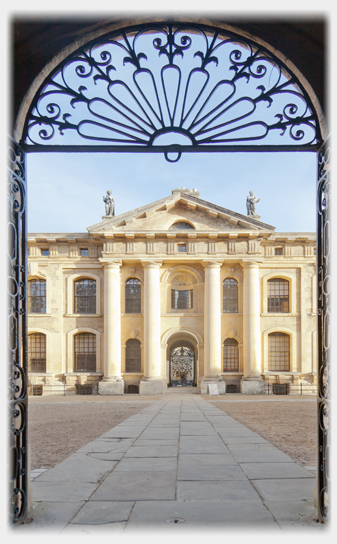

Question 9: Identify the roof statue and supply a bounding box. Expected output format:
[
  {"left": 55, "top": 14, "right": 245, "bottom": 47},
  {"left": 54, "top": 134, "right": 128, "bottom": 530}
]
[
  {"left": 246, "top": 191, "right": 260, "bottom": 217},
  {"left": 103, "top": 190, "right": 115, "bottom": 217}
]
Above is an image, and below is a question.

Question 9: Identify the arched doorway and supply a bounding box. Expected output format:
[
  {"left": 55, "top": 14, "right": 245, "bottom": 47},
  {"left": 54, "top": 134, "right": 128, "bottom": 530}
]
[
  {"left": 166, "top": 331, "right": 199, "bottom": 387},
  {"left": 9, "top": 18, "right": 329, "bottom": 525}
]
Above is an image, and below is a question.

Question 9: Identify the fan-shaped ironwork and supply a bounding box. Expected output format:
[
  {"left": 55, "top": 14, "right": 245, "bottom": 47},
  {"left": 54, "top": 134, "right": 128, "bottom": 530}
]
[{"left": 23, "top": 23, "right": 321, "bottom": 160}]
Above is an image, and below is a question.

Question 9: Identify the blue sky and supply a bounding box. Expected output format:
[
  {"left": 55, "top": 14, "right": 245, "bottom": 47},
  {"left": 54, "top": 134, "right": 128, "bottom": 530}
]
[{"left": 27, "top": 150, "right": 317, "bottom": 234}]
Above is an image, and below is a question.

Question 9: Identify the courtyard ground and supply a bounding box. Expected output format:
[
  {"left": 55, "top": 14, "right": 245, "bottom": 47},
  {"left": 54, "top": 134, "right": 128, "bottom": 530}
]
[{"left": 28, "top": 394, "right": 317, "bottom": 470}]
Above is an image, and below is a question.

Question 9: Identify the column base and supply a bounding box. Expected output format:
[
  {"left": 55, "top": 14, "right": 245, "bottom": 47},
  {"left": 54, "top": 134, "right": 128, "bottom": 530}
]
[
  {"left": 98, "top": 379, "right": 124, "bottom": 396},
  {"left": 200, "top": 376, "right": 226, "bottom": 395},
  {"left": 139, "top": 377, "right": 165, "bottom": 396},
  {"left": 241, "top": 377, "right": 265, "bottom": 395}
]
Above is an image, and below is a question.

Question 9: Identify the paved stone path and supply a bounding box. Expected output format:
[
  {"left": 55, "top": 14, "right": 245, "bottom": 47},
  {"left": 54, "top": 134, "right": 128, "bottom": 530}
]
[{"left": 19, "top": 394, "right": 324, "bottom": 533}]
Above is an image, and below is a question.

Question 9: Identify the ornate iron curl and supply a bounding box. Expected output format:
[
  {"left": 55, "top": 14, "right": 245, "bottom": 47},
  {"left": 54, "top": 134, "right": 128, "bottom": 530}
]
[
  {"left": 22, "top": 22, "right": 322, "bottom": 158},
  {"left": 7, "top": 137, "right": 28, "bottom": 525},
  {"left": 316, "top": 135, "right": 330, "bottom": 523}
]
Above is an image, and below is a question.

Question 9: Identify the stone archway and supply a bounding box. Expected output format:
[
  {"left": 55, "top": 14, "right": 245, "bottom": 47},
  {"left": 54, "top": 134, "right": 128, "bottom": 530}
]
[
  {"left": 10, "top": 18, "right": 329, "bottom": 525},
  {"left": 165, "top": 330, "right": 199, "bottom": 387}
]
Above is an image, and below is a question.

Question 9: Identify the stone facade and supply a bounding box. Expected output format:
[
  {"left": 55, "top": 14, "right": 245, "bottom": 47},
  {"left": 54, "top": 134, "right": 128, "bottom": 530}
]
[{"left": 27, "top": 189, "right": 317, "bottom": 395}]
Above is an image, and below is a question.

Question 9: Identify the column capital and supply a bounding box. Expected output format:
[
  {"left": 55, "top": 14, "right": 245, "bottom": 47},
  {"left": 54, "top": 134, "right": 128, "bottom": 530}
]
[
  {"left": 99, "top": 258, "right": 122, "bottom": 269},
  {"left": 202, "top": 260, "right": 223, "bottom": 269},
  {"left": 141, "top": 260, "right": 163, "bottom": 269},
  {"left": 240, "top": 259, "right": 263, "bottom": 269}
]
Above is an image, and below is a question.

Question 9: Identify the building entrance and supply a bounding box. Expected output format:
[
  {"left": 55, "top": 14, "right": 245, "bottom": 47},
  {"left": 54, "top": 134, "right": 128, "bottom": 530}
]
[{"left": 168, "top": 338, "right": 196, "bottom": 387}]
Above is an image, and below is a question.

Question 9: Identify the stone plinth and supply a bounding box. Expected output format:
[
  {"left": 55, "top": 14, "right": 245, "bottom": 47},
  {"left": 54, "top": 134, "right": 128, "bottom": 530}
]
[
  {"left": 139, "top": 380, "right": 164, "bottom": 396},
  {"left": 200, "top": 377, "right": 226, "bottom": 395},
  {"left": 241, "top": 378, "right": 265, "bottom": 395},
  {"left": 98, "top": 381, "right": 124, "bottom": 396}
]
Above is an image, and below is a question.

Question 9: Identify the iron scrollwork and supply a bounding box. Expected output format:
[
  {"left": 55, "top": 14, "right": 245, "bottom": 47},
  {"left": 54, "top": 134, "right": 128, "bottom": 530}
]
[
  {"left": 23, "top": 23, "right": 321, "bottom": 159},
  {"left": 8, "top": 137, "right": 28, "bottom": 525},
  {"left": 316, "top": 135, "right": 330, "bottom": 523}
]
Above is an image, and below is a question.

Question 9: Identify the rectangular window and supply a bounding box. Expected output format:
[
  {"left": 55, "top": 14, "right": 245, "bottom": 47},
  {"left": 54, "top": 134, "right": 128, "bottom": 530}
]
[
  {"left": 41, "top": 248, "right": 49, "bottom": 256},
  {"left": 171, "top": 289, "right": 193, "bottom": 309},
  {"left": 178, "top": 244, "right": 187, "bottom": 252},
  {"left": 268, "top": 333, "right": 290, "bottom": 371},
  {"left": 80, "top": 248, "right": 89, "bottom": 256},
  {"left": 275, "top": 248, "right": 283, "bottom": 255},
  {"left": 267, "top": 279, "right": 289, "bottom": 313}
]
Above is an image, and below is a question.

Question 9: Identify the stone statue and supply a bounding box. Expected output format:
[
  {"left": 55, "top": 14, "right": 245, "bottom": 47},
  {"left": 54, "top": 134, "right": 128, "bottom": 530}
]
[
  {"left": 246, "top": 191, "right": 260, "bottom": 216},
  {"left": 103, "top": 190, "right": 115, "bottom": 216}
]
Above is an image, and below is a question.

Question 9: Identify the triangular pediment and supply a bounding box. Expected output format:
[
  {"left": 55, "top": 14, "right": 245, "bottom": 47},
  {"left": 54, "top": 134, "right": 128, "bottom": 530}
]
[{"left": 87, "top": 191, "right": 275, "bottom": 234}]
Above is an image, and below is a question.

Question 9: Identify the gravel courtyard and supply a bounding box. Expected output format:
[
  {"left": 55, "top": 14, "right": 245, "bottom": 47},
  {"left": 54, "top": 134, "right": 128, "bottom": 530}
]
[{"left": 28, "top": 394, "right": 317, "bottom": 470}]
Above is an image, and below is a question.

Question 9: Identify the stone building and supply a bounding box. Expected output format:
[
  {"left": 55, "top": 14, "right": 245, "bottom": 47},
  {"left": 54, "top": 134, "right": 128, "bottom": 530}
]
[{"left": 27, "top": 188, "right": 317, "bottom": 395}]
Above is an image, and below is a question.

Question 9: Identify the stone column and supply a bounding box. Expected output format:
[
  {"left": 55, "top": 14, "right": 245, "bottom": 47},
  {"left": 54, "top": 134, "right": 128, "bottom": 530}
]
[
  {"left": 98, "top": 259, "right": 124, "bottom": 395},
  {"left": 242, "top": 261, "right": 264, "bottom": 394},
  {"left": 140, "top": 261, "right": 165, "bottom": 395},
  {"left": 201, "top": 261, "right": 225, "bottom": 394}
]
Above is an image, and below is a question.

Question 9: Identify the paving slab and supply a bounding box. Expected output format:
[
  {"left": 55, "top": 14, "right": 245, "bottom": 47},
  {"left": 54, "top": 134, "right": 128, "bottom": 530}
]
[
  {"left": 70, "top": 501, "right": 134, "bottom": 524},
  {"left": 63, "top": 522, "right": 127, "bottom": 533},
  {"left": 125, "top": 500, "right": 280, "bottom": 528},
  {"left": 31, "top": 481, "right": 99, "bottom": 501},
  {"left": 35, "top": 452, "right": 117, "bottom": 483},
  {"left": 240, "top": 462, "right": 315, "bottom": 480},
  {"left": 177, "top": 465, "right": 246, "bottom": 481},
  {"left": 114, "top": 457, "right": 177, "bottom": 472},
  {"left": 91, "top": 470, "right": 176, "bottom": 501},
  {"left": 78, "top": 438, "right": 134, "bottom": 454},
  {"left": 252, "top": 478, "right": 317, "bottom": 501},
  {"left": 227, "top": 445, "right": 295, "bottom": 463},
  {"left": 124, "top": 445, "right": 178, "bottom": 457},
  {"left": 178, "top": 453, "right": 236, "bottom": 466},
  {"left": 139, "top": 428, "right": 180, "bottom": 439},
  {"left": 133, "top": 438, "right": 178, "bottom": 446},
  {"left": 177, "top": 480, "right": 262, "bottom": 501},
  {"left": 180, "top": 423, "right": 218, "bottom": 436}
]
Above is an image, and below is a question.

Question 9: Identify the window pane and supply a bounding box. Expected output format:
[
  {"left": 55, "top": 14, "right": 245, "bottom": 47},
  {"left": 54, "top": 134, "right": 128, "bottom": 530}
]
[
  {"left": 223, "top": 278, "right": 238, "bottom": 313},
  {"left": 268, "top": 332, "right": 290, "bottom": 371},
  {"left": 125, "top": 278, "right": 141, "bottom": 313},
  {"left": 223, "top": 338, "right": 239, "bottom": 371},
  {"left": 74, "top": 279, "right": 96, "bottom": 313},
  {"left": 169, "top": 222, "right": 195, "bottom": 230},
  {"left": 28, "top": 333, "right": 46, "bottom": 372},
  {"left": 125, "top": 339, "right": 141, "bottom": 372},
  {"left": 171, "top": 289, "right": 193, "bottom": 309},
  {"left": 28, "top": 280, "right": 46, "bottom": 313},
  {"left": 74, "top": 333, "right": 96, "bottom": 372},
  {"left": 267, "top": 279, "right": 289, "bottom": 313}
]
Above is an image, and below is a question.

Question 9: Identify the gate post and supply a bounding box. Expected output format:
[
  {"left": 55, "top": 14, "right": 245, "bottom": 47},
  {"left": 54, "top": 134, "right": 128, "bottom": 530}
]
[
  {"left": 8, "top": 137, "right": 29, "bottom": 524},
  {"left": 316, "top": 135, "right": 331, "bottom": 522}
]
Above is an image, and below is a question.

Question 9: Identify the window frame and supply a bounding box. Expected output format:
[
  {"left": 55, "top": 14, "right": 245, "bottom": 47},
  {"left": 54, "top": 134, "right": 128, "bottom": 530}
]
[
  {"left": 74, "top": 278, "right": 97, "bottom": 314},
  {"left": 28, "top": 332, "right": 47, "bottom": 373},
  {"left": 125, "top": 277, "right": 142, "bottom": 314},
  {"left": 223, "top": 338, "right": 239, "bottom": 372},
  {"left": 262, "top": 272, "right": 296, "bottom": 315},
  {"left": 268, "top": 332, "right": 291, "bottom": 371},
  {"left": 28, "top": 278, "right": 47, "bottom": 314},
  {"left": 223, "top": 277, "right": 239, "bottom": 313},
  {"left": 66, "top": 273, "right": 101, "bottom": 315},
  {"left": 73, "top": 332, "right": 97, "bottom": 373},
  {"left": 171, "top": 289, "right": 193, "bottom": 310},
  {"left": 267, "top": 278, "right": 289, "bottom": 313}
]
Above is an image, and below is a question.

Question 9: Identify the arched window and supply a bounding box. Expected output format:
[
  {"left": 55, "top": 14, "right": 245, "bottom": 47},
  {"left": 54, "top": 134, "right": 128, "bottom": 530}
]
[
  {"left": 268, "top": 332, "right": 290, "bottom": 371},
  {"left": 125, "top": 339, "right": 141, "bottom": 373},
  {"left": 74, "top": 279, "right": 96, "bottom": 314},
  {"left": 169, "top": 222, "right": 195, "bottom": 230},
  {"left": 28, "top": 333, "right": 46, "bottom": 372},
  {"left": 223, "top": 338, "right": 239, "bottom": 372},
  {"left": 267, "top": 278, "right": 289, "bottom": 313},
  {"left": 74, "top": 333, "right": 96, "bottom": 372},
  {"left": 28, "top": 279, "right": 46, "bottom": 313},
  {"left": 125, "top": 278, "right": 141, "bottom": 313},
  {"left": 223, "top": 278, "right": 238, "bottom": 313}
]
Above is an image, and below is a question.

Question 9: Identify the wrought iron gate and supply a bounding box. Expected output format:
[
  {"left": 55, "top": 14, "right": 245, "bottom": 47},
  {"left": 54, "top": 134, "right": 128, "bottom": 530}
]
[
  {"left": 10, "top": 20, "right": 328, "bottom": 526},
  {"left": 8, "top": 137, "right": 28, "bottom": 524}
]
